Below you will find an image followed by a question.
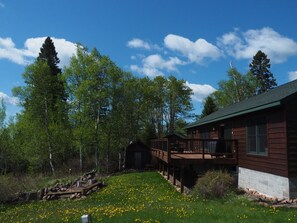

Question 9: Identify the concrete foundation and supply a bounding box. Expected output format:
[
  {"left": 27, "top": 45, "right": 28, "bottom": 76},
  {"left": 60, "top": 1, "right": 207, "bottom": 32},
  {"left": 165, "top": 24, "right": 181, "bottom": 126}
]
[{"left": 238, "top": 167, "right": 290, "bottom": 199}]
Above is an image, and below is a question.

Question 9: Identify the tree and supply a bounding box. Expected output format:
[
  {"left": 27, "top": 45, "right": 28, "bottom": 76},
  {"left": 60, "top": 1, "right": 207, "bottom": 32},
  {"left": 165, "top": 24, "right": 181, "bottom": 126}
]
[
  {"left": 37, "top": 37, "right": 67, "bottom": 111},
  {"left": 151, "top": 76, "right": 167, "bottom": 137},
  {"left": 200, "top": 96, "right": 218, "bottom": 119},
  {"left": 165, "top": 75, "right": 193, "bottom": 134},
  {"left": 65, "top": 45, "right": 113, "bottom": 172},
  {"left": 249, "top": 50, "right": 277, "bottom": 94},
  {"left": 38, "top": 37, "right": 61, "bottom": 75},
  {"left": 212, "top": 67, "right": 258, "bottom": 108},
  {"left": 12, "top": 37, "right": 72, "bottom": 175},
  {"left": 13, "top": 62, "right": 54, "bottom": 173}
]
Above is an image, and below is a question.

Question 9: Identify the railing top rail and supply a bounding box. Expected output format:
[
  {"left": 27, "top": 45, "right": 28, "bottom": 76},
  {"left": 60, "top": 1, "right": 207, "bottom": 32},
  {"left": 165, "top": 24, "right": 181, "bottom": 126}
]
[
  {"left": 186, "top": 138, "right": 238, "bottom": 142},
  {"left": 150, "top": 138, "right": 169, "bottom": 142}
]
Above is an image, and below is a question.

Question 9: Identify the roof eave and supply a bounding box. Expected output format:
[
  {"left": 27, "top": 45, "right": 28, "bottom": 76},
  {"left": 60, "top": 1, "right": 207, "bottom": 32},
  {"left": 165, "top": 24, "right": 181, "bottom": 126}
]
[{"left": 187, "top": 101, "right": 281, "bottom": 128}]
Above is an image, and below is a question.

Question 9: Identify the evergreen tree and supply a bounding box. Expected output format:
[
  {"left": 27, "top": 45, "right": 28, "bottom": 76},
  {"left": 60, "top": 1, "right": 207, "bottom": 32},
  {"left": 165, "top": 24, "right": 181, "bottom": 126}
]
[
  {"left": 200, "top": 96, "right": 217, "bottom": 119},
  {"left": 249, "top": 50, "right": 277, "bottom": 94},
  {"left": 37, "top": 37, "right": 67, "bottom": 109},
  {"left": 38, "top": 37, "right": 61, "bottom": 75}
]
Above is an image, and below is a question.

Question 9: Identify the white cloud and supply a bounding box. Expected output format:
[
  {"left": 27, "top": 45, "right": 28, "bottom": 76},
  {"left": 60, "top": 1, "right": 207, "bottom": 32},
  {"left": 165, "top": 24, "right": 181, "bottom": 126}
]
[
  {"left": 127, "top": 38, "right": 151, "bottom": 50},
  {"left": 0, "top": 36, "right": 77, "bottom": 66},
  {"left": 164, "top": 34, "right": 221, "bottom": 64},
  {"left": 288, "top": 71, "right": 297, "bottom": 81},
  {"left": 130, "top": 64, "right": 164, "bottom": 77},
  {"left": 144, "top": 54, "right": 185, "bottom": 71},
  {"left": 127, "top": 38, "right": 161, "bottom": 51},
  {"left": 218, "top": 27, "right": 297, "bottom": 63},
  {"left": 185, "top": 82, "right": 216, "bottom": 102},
  {"left": 0, "top": 92, "right": 19, "bottom": 106},
  {"left": 0, "top": 37, "right": 28, "bottom": 64},
  {"left": 130, "top": 54, "right": 186, "bottom": 77},
  {"left": 130, "top": 53, "right": 145, "bottom": 60}
]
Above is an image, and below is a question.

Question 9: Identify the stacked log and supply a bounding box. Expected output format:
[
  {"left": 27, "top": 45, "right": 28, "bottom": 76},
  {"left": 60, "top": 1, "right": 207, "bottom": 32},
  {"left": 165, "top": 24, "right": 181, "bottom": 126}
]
[
  {"left": 2, "top": 170, "right": 105, "bottom": 204},
  {"left": 41, "top": 170, "right": 105, "bottom": 200}
]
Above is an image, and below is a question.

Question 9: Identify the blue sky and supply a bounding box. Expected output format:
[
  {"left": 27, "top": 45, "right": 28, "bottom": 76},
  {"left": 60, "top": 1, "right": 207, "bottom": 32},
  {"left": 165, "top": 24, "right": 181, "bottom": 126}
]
[{"left": 1, "top": 0, "right": 297, "bottom": 119}]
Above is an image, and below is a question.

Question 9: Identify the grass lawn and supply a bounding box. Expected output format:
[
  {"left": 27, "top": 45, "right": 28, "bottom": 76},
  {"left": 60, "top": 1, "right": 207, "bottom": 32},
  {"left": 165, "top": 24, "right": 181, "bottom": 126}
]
[{"left": 0, "top": 171, "right": 296, "bottom": 222}]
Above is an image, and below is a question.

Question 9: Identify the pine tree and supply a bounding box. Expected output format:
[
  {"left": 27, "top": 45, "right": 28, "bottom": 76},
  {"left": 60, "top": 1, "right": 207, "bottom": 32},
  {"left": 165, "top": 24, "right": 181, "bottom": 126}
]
[
  {"left": 38, "top": 37, "right": 61, "bottom": 75},
  {"left": 37, "top": 37, "right": 67, "bottom": 110},
  {"left": 200, "top": 96, "right": 217, "bottom": 119},
  {"left": 249, "top": 50, "right": 277, "bottom": 94}
]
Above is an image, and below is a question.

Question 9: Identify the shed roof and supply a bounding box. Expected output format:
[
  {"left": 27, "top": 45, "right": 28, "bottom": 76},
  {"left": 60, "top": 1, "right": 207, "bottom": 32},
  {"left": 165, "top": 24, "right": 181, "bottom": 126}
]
[
  {"left": 187, "top": 79, "right": 297, "bottom": 128},
  {"left": 165, "top": 132, "right": 186, "bottom": 139}
]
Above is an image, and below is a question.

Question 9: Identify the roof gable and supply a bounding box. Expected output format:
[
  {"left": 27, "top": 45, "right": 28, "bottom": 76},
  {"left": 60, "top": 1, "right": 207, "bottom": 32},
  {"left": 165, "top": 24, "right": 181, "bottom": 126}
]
[
  {"left": 187, "top": 79, "right": 297, "bottom": 128},
  {"left": 165, "top": 132, "right": 186, "bottom": 139}
]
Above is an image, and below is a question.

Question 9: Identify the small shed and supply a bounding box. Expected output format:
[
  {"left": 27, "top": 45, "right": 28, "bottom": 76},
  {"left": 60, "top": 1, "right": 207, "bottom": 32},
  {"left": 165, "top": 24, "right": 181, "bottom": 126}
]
[{"left": 125, "top": 141, "right": 151, "bottom": 169}]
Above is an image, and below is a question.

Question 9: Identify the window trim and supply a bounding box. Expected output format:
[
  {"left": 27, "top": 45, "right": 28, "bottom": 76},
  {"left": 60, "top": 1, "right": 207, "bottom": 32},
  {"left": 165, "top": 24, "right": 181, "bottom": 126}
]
[{"left": 246, "top": 117, "right": 268, "bottom": 156}]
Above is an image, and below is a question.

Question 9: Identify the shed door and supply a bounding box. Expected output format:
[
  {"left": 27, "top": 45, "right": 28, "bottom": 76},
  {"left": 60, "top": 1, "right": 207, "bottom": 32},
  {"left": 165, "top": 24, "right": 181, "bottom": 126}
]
[{"left": 134, "top": 152, "right": 142, "bottom": 169}]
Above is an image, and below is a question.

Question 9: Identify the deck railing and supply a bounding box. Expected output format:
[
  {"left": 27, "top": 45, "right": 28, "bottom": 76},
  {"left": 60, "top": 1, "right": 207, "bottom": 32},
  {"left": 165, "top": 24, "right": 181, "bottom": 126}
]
[{"left": 150, "top": 138, "right": 238, "bottom": 163}]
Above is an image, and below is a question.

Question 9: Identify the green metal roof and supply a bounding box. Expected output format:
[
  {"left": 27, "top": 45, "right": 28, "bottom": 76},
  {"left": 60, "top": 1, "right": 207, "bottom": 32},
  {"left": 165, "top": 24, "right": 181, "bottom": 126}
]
[{"left": 187, "top": 79, "right": 297, "bottom": 129}]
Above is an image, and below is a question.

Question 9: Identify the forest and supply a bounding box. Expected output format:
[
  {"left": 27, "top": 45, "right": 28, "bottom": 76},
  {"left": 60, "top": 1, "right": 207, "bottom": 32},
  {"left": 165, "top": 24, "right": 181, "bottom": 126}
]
[
  {"left": 0, "top": 37, "right": 194, "bottom": 175},
  {"left": 0, "top": 37, "right": 275, "bottom": 176}
]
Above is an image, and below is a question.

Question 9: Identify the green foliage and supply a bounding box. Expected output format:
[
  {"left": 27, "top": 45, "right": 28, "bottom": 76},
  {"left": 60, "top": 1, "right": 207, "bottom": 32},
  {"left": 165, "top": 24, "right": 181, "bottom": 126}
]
[
  {"left": 64, "top": 45, "right": 109, "bottom": 172},
  {"left": 249, "top": 50, "right": 277, "bottom": 94},
  {"left": 212, "top": 67, "right": 258, "bottom": 108},
  {"left": 191, "top": 170, "right": 235, "bottom": 199}
]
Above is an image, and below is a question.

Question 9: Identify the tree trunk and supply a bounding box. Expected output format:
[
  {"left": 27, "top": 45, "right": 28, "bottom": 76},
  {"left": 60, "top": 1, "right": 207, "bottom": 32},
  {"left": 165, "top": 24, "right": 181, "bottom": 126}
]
[
  {"left": 79, "top": 144, "right": 83, "bottom": 172},
  {"left": 44, "top": 96, "right": 55, "bottom": 176},
  {"left": 94, "top": 110, "right": 100, "bottom": 172},
  {"left": 106, "top": 131, "right": 111, "bottom": 174}
]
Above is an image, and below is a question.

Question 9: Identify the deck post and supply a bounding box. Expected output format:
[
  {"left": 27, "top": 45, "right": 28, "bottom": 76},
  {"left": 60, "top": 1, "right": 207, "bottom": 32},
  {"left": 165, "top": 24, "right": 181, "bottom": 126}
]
[
  {"left": 180, "top": 164, "right": 184, "bottom": 193},
  {"left": 202, "top": 140, "right": 205, "bottom": 160},
  {"left": 167, "top": 165, "right": 170, "bottom": 180},
  {"left": 173, "top": 165, "right": 176, "bottom": 185},
  {"left": 167, "top": 138, "right": 171, "bottom": 164}
]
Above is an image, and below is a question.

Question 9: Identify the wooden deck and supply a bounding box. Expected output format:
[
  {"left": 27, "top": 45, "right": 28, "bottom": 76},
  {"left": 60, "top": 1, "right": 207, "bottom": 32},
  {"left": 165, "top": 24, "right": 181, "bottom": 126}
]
[
  {"left": 150, "top": 138, "right": 238, "bottom": 193},
  {"left": 151, "top": 138, "right": 238, "bottom": 165},
  {"left": 151, "top": 149, "right": 237, "bottom": 165}
]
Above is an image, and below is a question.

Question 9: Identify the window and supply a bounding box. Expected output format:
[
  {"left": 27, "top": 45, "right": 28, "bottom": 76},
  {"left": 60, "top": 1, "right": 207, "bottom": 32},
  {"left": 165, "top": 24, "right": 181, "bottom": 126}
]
[{"left": 247, "top": 118, "right": 267, "bottom": 156}]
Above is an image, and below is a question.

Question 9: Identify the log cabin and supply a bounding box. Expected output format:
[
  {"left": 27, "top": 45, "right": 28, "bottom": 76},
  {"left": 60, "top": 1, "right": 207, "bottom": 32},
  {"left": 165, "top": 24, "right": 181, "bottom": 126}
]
[{"left": 151, "top": 79, "right": 297, "bottom": 199}]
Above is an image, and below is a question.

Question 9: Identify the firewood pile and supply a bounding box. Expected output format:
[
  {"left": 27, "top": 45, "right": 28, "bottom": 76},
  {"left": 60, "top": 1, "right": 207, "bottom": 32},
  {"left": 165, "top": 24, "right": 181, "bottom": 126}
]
[
  {"left": 41, "top": 170, "right": 105, "bottom": 200},
  {"left": 3, "top": 170, "right": 105, "bottom": 204}
]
